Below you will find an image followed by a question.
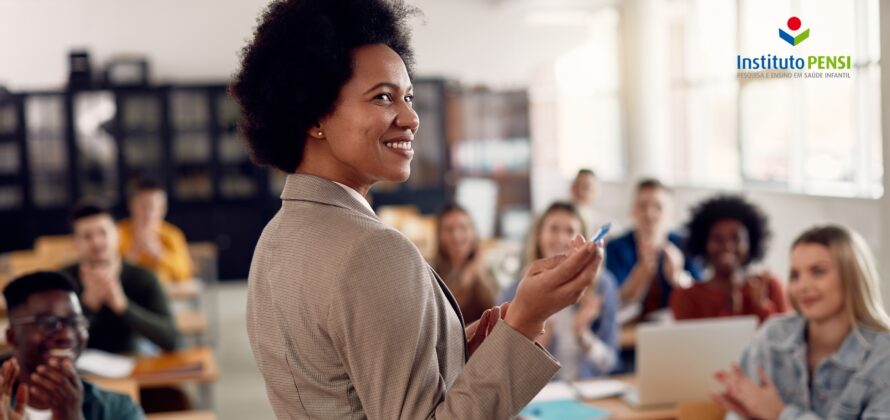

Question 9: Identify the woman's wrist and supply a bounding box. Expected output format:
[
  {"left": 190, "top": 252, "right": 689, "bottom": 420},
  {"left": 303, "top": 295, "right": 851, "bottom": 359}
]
[{"left": 504, "top": 310, "right": 544, "bottom": 341}]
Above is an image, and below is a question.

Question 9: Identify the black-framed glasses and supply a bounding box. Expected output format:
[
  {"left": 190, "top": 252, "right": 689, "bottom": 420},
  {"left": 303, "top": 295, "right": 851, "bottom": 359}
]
[{"left": 10, "top": 315, "right": 89, "bottom": 334}]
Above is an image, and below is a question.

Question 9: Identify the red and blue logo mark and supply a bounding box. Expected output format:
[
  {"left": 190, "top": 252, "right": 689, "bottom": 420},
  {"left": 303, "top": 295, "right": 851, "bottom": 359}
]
[{"left": 779, "top": 16, "right": 810, "bottom": 46}]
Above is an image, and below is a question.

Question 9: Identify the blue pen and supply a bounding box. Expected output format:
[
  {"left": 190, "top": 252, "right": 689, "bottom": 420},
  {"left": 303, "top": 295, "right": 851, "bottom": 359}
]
[{"left": 591, "top": 222, "right": 612, "bottom": 243}]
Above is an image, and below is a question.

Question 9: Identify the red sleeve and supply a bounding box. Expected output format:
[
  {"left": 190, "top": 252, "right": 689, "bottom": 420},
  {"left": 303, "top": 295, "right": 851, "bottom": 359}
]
[{"left": 670, "top": 286, "right": 697, "bottom": 320}]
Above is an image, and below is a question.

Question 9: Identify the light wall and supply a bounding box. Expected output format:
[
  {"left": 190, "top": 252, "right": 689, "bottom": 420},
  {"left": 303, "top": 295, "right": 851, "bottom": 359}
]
[{"left": 0, "top": 0, "right": 587, "bottom": 90}]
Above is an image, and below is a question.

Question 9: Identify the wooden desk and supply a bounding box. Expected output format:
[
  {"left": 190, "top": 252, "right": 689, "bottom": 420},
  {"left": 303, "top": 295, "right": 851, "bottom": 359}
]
[
  {"left": 81, "top": 346, "right": 218, "bottom": 389},
  {"left": 130, "top": 346, "right": 219, "bottom": 388},
  {"left": 581, "top": 376, "right": 676, "bottom": 420},
  {"left": 83, "top": 346, "right": 219, "bottom": 410},
  {"left": 147, "top": 410, "right": 217, "bottom": 420}
]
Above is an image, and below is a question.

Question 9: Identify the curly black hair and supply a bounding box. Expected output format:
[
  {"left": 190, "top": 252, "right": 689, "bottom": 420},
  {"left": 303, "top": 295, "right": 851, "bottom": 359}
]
[
  {"left": 229, "top": 0, "right": 418, "bottom": 173},
  {"left": 685, "top": 195, "right": 771, "bottom": 266}
]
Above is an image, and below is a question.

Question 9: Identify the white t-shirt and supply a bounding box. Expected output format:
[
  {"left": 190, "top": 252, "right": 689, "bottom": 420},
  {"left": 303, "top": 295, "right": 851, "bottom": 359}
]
[{"left": 25, "top": 406, "right": 53, "bottom": 420}]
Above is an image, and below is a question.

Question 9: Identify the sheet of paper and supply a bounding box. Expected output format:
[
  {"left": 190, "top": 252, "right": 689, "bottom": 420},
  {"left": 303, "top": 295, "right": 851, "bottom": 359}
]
[
  {"left": 75, "top": 349, "right": 136, "bottom": 378},
  {"left": 531, "top": 381, "right": 578, "bottom": 402},
  {"left": 574, "top": 379, "right": 631, "bottom": 400}
]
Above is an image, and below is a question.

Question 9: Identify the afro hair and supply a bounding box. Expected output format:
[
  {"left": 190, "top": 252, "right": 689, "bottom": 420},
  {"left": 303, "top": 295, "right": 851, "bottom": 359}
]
[
  {"left": 685, "top": 195, "right": 771, "bottom": 266},
  {"left": 229, "top": 0, "right": 418, "bottom": 173}
]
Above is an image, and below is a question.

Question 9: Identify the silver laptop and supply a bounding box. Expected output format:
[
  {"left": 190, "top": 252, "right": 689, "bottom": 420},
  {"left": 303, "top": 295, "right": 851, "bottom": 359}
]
[{"left": 623, "top": 316, "right": 757, "bottom": 407}]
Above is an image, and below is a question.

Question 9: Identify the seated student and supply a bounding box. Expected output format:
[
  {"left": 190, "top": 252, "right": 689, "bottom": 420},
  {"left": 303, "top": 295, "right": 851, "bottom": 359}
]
[
  {"left": 570, "top": 168, "right": 616, "bottom": 238},
  {"left": 63, "top": 201, "right": 179, "bottom": 354},
  {"left": 433, "top": 203, "right": 496, "bottom": 323},
  {"left": 671, "top": 195, "right": 788, "bottom": 323},
  {"left": 1, "top": 271, "right": 144, "bottom": 419},
  {"left": 500, "top": 202, "right": 620, "bottom": 379},
  {"left": 118, "top": 179, "right": 193, "bottom": 283},
  {"left": 606, "top": 179, "right": 701, "bottom": 321},
  {"left": 714, "top": 225, "right": 890, "bottom": 418}
]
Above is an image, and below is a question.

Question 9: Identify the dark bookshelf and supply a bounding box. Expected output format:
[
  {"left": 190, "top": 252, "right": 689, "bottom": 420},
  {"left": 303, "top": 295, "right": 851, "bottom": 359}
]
[{"left": 1, "top": 78, "right": 453, "bottom": 279}]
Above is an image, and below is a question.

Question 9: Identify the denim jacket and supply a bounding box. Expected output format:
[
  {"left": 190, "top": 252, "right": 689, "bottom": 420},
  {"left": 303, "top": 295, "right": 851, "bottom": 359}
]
[{"left": 730, "top": 314, "right": 890, "bottom": 419}]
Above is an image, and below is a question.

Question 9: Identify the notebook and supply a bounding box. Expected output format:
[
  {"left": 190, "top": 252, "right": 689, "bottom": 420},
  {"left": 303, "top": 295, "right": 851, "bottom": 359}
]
[{"left": 519, "top": 400, "right": 609, "bottom": 420}]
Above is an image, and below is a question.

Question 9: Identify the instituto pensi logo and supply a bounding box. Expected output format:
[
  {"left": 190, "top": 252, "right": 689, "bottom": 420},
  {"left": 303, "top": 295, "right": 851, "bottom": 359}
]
[
  {"left": 779, "top": 16, "right": 810, "bottom": 47},
  {"left": 737, "top": 15, "right": 850, "bottom": 79}
]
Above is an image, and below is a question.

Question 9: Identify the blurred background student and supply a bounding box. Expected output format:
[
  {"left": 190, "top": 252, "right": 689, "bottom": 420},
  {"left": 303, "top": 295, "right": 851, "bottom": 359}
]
[
  {"left": 671, "top": 195, "right": 788, "bottom": 323},
  {"left": 570, "top": 169, "right": 616, "bottom": 239},
  {"left": 715, "top": 225, "right": 890, "bottom": 418},
  {"left": 501, "top": 202, "right": 620, "bottom": 379},
  {"left": 433, "top": 203, "right": 496, "bottom": 323},
  {"left": 118, "top": 178, "right": 193, "bottom": 283},
  {"left": 605, "top": 179, "right": 701, "bottom": 323},
  {"left": 64, "top": 201, "right": 180, "bottom": 354}
]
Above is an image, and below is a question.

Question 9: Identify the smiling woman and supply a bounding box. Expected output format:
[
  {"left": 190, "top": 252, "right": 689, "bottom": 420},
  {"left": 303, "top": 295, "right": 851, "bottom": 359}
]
[
  {"left": 713, "top": 225, "right": 890, "bottom": 418},
  {"left": 296, "top": 44, "right": 419, "bottom": 191},
  {"left": 232, "top": 1, "right": 607, "bottom": 419}
]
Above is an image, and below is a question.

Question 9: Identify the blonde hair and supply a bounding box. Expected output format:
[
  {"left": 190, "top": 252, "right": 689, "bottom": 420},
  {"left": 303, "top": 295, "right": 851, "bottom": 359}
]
[
  {"left": 522, "top": 202, "right": 599, "bottom": 295},
  {"left": 790, "top": 225, "right": 890, "bottom": 333}
]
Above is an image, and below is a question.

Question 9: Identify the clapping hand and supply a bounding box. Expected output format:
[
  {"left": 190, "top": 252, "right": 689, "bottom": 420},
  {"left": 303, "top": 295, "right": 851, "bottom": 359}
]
[
  {"left": 0, "top": 360, "right": 27, "bottom": 420},
  {"left": 466, "top": 302, "right": 509, "bottom": 358},
  {"left": 712, "top": 363, "right": 784, "bottom": 420}
]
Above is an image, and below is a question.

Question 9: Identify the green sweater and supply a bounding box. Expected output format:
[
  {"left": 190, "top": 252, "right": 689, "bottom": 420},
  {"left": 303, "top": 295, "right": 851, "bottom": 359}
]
[
  {"left": 62, "top": 262, "right": 180, "bottom": 353},
  {"left": 83, "top": 379, "right": 145, "bottom": 419}
]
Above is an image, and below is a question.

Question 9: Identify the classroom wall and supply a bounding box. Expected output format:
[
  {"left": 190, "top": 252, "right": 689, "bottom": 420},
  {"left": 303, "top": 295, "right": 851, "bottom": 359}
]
[{"left": 0, "top": 0, "right": 587, "bottom": 90}]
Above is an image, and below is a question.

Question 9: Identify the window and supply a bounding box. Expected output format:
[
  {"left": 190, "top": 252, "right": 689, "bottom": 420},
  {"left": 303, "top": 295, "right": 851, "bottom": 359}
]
[
  {"left": 533, "top": 7, "right": 624, "bottom": 181},
  {"left": 668, "top": 0, "right": 741, "bottom": 188},
  {"left": 669, "top": 0, "right": 882, "bottom": 198}
]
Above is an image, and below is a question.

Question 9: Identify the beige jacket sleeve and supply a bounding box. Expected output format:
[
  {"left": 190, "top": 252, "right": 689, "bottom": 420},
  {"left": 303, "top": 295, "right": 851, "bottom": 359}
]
[{"left": 327, "top": 228, "right": 560, "bottom": 420}]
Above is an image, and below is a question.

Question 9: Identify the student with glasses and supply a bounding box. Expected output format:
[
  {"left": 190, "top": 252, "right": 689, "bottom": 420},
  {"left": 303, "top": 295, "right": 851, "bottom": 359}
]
[
  {"left": 63, "top": 201, "right": 185, "bottom": 413},
  {"left": 1, "top": 271, "right": 144, "bottom": 419}
]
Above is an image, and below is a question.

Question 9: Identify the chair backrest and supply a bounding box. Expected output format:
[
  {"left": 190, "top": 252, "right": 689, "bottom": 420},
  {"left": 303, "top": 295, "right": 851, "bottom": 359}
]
[
  {"left": 9, "top": 250, "right": 58, "bottom": 278},
  {"left": 676, "top": 401, "right": 726, "bottom": 420},
  {"left": 187, "top": 242, "right": 217, "bottom": 278},
  {"left": 34, "top": 235, "right": 79, "bottom": 266}
]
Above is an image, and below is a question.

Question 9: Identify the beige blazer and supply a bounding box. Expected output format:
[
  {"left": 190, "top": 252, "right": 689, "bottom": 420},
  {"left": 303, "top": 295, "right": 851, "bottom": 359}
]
[{"left": 247, "top": 173, "right": 559, "bottom": 419}]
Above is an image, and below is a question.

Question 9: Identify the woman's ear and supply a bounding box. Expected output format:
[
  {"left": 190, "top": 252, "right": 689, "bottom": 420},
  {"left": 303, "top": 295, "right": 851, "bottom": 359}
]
[{"left": 307, "top": 124, "right": 325, "bottom": 140}]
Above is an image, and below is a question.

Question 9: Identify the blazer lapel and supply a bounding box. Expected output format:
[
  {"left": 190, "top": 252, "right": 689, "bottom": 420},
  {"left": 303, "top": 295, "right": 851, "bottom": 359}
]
[{"left": 429, "top": 266, "right": 468, "bottom": 360}]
